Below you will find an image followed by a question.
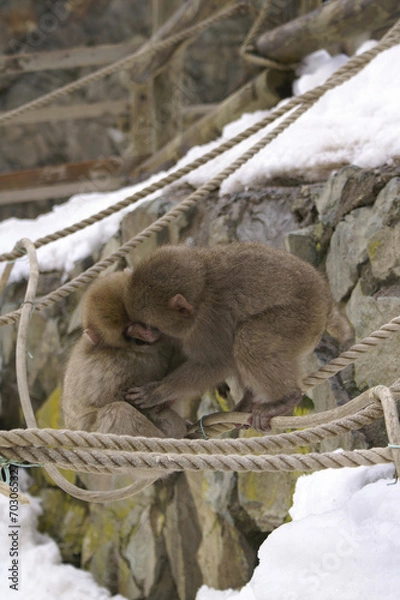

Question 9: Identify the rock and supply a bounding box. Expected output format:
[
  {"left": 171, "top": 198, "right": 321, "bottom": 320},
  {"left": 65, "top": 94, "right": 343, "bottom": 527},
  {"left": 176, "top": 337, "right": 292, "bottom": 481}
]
[
  {"left": 163, "top": 474, "right": 203, "bottom": 600},
  {"left": 374, "top": 177, "right": 400, "bottom": 227},
  {"left": 326, "top": 176, "right": 400, "bottom": 301},
  {"left": 303, "top": 354, "right": 353, "bottom": 453},
  {"left": 36, "top": 387, "right": 63, "bottom": 430},
  {"left": 315, "top": 165, "right": 361, "bottom": 226},
  {"left": 326, "top": 206, "right": 378, "bottom": 301},
  {"left": 285, "top": 225, "right": 320, "bottom": 266},
  {"left": 37, "top": 487, "right": 88, "bottom": 566},
  {"left": 368, "top": 224, "right": 400, "bottom": 280},
  {"left": 125, "top": 506, "right": 158, "bottom": 597},
  {"left": 335, "top": 168, "right": 381, "bottom": 223},
  {"left": 346, "top": 280, "right": 400, "bottom": 389},
  {"left": 236, "top": 194, "right": 297, "bottom": 247},
  {"left": 82, "top": 482, "right": 162, "bottom": 598},
  {"left": 185, "top": 471, "right": 255, "bottom": 591},
  {"left": 27, "top": 311, "right": 62, "bottom": 399},
  {"left": 121, "top": 189, "right": 194, "bottom": 268},
  {"left": 238, "top": 469, "right": 296, "bottom": 532},
  {"left": 208, "top": 215, "right": 232, "bottom": 246}
]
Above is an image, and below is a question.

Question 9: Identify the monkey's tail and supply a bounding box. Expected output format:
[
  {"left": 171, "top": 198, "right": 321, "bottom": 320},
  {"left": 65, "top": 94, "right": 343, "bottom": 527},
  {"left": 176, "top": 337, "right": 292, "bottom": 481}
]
[{"left": 326, "top": 304, "right": 354, "bottom": 346}]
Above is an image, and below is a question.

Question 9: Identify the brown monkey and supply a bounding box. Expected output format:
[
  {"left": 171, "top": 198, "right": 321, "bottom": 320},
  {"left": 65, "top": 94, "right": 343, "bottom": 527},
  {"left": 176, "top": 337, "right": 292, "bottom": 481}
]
[
  {"left": 62, "top": 270, "right": 187, "bottom": 439},
  {"left": 123, "top": 242, "right": 352, "bottom": 432}
]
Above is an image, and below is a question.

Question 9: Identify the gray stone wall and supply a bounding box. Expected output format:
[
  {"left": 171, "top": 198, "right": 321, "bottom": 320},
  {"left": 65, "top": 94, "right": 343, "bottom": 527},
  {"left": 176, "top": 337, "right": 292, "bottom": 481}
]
[{"left": 1, "top": 162, "right": 399, "bottom": 599}]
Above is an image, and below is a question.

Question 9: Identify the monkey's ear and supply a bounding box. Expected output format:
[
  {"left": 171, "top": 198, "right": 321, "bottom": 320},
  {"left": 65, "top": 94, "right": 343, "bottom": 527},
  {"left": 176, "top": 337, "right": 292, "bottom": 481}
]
[
  {"left": 83, "top": 328, "right": 101, "bottom": 345},
  {"left": 169, "top": 294, "right": 194, "bottom": 317}
]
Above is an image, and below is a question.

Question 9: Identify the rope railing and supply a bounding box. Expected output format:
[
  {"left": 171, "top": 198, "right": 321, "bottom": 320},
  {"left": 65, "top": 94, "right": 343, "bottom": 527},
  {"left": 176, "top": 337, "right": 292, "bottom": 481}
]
[{"left": 0, "top": 18, "right": 399, "bottom": 502}]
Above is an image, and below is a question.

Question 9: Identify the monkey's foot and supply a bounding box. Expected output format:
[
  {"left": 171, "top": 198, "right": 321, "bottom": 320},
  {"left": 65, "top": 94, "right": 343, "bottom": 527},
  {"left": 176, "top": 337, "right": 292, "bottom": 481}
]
[
  {"left": 125, "top": 381, "right": 165, "bottom": 409},
  {"left": 249, "top": 390, "right": 302, "bottom": 432}
]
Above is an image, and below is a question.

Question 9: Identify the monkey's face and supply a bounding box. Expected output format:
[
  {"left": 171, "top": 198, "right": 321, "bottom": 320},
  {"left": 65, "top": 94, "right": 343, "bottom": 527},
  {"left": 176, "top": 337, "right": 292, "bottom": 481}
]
[{"left": 124, "top": 251, "right": 201, "bottom": 339}]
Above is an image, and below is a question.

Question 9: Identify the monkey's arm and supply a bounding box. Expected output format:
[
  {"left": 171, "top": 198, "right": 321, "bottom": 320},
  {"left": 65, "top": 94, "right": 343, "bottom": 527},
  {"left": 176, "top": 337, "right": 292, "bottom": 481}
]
[{"left": 125, "top": 359, "right": 230, "bottom": 409}]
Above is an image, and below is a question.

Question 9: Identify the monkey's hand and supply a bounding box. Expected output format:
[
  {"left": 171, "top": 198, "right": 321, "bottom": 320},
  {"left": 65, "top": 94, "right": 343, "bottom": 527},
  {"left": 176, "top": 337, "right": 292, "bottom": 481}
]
[
  {"left": 250, "top": 390, "right": 302, "bottom": 432},
  {"left": 125, "top": 382, "right": 166, "bottom": 409}
]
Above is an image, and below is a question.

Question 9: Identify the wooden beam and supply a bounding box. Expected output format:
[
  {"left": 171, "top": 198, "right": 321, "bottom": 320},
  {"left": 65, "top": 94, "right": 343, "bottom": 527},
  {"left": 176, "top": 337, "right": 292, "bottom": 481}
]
[
  {"left": 256, "top": 0, "right": 400, "bottom": 64},
  {"left": 182, "top": 103, "right": 217, "bottom": 126},
  {"left": 0, "top": 158, "right": 129, "bottom": 191},
  {"left": 133, "top": 68, "right": 292, "bottom": 176},
  {"left": 0, "top": 155, "right": 149, "bottom": 205},
  {"left": 0, "top": 179, "right": 126, "bottom": 205},
  {"left": 0, "top": 39, "right": 144, "bottom": 75},
  {"left": 0, "top": 100, "right": 129, "bottom": 126},
  {"left": 130, "top": 0, "right": 234, "bottom": 84},
  {"left": 0, "top": 101, "right": 213, "bottom": 127},
  {"left": 152, "top": 0, "right": 184, "bottom": 150}
]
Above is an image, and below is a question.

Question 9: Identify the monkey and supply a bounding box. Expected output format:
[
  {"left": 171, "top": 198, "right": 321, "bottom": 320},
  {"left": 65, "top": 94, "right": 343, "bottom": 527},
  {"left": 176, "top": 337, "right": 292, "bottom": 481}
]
[
  {"left": 122, "top": 242, "right": 353, "bottom": 432},
  {"left": 61, "top": 270, "right": 187, "bottom": 440}
]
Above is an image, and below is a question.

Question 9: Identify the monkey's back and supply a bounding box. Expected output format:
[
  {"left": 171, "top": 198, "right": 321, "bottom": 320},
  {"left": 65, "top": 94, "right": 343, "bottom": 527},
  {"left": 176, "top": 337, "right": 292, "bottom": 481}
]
[
  {"left": 203, "top": 242, "right": 329, "bottom": 313},
  {"left": 62, "top": 337, "right": 174, "bottom": 431}
]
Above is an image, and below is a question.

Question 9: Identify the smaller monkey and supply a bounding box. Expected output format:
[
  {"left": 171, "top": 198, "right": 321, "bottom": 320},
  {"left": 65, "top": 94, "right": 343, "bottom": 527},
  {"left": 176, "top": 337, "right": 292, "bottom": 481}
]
[
  {"left": 62, "top": 270, "right": 187, "bottom": 440},
  {"left": 123, "top": 242, "right": 353, "bottom": 432}
]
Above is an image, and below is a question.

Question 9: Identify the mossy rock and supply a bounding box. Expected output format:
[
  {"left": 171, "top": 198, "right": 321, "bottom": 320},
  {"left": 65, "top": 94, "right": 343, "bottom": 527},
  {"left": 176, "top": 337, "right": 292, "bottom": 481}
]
[{"left": 37, "top": 487, "right": 89, "bottom": 566}]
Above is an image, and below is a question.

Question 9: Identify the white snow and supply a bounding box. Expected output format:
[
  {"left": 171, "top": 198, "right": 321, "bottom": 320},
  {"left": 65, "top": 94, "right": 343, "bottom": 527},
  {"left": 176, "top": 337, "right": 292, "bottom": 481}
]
[
  {"left": 2, "top": 40, "right": 400, "bottom": 281},
  {"left": 196, "top": 464, "right": 400, "bottom": 600},
  {"left": 2, "top": 465, "right": 398, "bottom": 599},
  {"left": 1, "top": 38, "right": 400, "bottom": 599},
  {"left": 0, "top": 471, "right": 128, "bottom": 600}
]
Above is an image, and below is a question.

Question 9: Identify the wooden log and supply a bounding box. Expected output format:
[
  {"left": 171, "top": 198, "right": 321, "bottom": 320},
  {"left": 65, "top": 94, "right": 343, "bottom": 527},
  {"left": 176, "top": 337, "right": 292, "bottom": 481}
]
[
  {"left": 0, "top": 100, "right": 213, "bottom": 128},
  {"left": 0, "top": 40, "right": 144, "bottom": 75},
  {"left": 0, "top": 155, "right": 146, "bottom": 205},
  {"left": 0, "top": 100, "right": 129, "bottom": 126},
  {"left": 0, "top": 180, "right": 126, "bottom": 205},
  {"left": 133, "top": 68, "right": 292, "bottom": 176},
  {"left": 0, "top": 158, "right": 128, "bottom": 191},
  {"left": 182, "top": 103, "right": 218, "bottom": 127},
  {"left": 256, "top": 0, "right": 400, "bottom": 64},
  {"left": 128, "top": 82, "right": 155, "bottom": 160},
  {"left": 129, "top": 0, "right": 234, "bottom": 84},
  {"left": 152, "top": 0, "right": 184, "bottom": 150}
]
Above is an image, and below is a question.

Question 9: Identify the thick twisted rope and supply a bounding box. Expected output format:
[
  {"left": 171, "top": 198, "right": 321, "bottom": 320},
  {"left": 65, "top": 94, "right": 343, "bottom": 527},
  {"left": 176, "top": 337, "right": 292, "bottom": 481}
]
[
  {"left": 0, "top": 2, "right": 243, "bottom": 127},
  {"left": 0, "top": 443, "right": 395, "bottom": 475},
  {"left": 0, "top": 394, "right": 386, "bottom": 456},
  {"left": 1, "top": 387, "right": 398, "bottom": 477},
  {"left": 1, "top": 17, "right": 399, "bottom": 267},
  {"left": 303, "top": 317, "right": 400, "bottom": 389}
]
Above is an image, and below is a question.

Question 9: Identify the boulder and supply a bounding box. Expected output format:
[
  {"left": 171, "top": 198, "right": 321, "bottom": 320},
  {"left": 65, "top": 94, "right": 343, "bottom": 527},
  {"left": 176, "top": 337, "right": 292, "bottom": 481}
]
[{"left": 346, "top": 281, "right": 400, "bottom": 389}]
